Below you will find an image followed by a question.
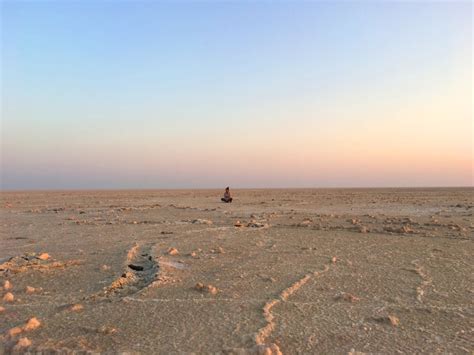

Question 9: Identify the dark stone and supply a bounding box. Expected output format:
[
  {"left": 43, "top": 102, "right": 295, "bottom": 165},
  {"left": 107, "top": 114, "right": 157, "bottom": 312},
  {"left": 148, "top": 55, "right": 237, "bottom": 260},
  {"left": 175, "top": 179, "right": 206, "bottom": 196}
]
[{"left": 128, "top": 264, "right": 144, "bottom": 271}]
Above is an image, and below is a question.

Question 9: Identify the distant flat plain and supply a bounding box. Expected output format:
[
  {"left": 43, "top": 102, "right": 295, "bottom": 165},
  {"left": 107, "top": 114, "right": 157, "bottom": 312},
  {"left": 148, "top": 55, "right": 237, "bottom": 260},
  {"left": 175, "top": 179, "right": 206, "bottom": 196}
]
[{"left": 1, "top": 188, "right": 473, "bottom": 353}]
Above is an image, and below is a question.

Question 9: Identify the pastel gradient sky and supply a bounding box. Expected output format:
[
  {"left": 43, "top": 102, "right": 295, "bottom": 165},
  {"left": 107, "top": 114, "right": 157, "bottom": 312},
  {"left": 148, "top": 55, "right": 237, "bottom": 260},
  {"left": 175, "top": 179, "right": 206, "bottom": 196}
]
[{"left": 1, "top": 1, "right": 472, "bottom": 189}]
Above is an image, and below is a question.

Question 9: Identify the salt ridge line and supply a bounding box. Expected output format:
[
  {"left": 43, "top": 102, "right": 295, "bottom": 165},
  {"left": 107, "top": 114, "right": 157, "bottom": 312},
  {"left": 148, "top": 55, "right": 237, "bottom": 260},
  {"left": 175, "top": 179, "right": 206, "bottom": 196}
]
[
  {"left": 411, "top": 259, "right": 433, "bottom": 303},
  {"left": 254, "top": 263, "right": 331, "bottom": 354}
]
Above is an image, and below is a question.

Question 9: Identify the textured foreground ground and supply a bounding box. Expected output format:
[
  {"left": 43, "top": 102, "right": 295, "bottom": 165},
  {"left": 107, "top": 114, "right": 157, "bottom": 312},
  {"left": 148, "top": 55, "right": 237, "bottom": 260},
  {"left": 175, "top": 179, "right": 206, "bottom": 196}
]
[{"left": 0, "top": 188, "right": 473, "bottom": 354}]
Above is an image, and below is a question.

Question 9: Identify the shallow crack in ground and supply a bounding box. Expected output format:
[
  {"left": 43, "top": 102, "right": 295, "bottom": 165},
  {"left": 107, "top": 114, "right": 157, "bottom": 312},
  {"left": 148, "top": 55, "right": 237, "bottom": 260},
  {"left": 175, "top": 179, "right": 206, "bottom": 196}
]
[{"left": 87, "top": 243, "right": 158, "bottom": 301}]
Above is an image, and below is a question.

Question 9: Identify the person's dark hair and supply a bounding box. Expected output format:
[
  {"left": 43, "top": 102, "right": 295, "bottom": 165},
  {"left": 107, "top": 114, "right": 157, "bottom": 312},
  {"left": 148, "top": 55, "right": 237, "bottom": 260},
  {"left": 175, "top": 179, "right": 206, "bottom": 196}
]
[{"left": 225, "top": 187, "right": 229, "bottom": 190}]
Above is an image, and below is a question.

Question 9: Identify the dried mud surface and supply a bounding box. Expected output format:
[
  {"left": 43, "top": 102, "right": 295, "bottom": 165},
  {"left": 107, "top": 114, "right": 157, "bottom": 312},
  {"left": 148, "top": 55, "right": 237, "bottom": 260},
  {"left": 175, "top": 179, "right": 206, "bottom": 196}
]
[{"left": 0, "top": 188, "right": 473, "bottom": 354}]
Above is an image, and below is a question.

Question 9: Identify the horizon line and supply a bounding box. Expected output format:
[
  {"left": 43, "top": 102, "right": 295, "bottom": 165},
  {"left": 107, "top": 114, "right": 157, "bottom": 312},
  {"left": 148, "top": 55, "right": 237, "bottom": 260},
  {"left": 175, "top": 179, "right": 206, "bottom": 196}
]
[{"left": 1, "top": 185, "right": 473, "bottom": 193}]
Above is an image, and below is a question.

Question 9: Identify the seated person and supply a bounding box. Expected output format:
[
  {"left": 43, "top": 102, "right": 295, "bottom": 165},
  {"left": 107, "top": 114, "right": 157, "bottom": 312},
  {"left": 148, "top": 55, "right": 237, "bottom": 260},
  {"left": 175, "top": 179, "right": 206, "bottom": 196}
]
[{"left": 221, "top": 187, "right": 233, "bottom": 203}]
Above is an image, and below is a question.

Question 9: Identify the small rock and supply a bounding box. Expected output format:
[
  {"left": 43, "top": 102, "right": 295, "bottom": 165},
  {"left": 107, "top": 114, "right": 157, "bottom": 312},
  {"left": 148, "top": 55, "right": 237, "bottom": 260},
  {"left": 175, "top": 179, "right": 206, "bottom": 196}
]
[
  {"left": 101, "top": 264, "right": 111, "bottom": 271},
  {"left": 70, "top": 304, "right": 84, "bottom": 312},
  {"left": 384, "top": 225, "right": 413, "bottom": 234},
  {"left": 25, "top": 286, "right": 36, "bottom": 294},
  {"left": 167, "top": 248, "right": 179, "bottom": 256},
  {"left": 192, "top": 219, "right": 213, "bottom": 225},
  {"left": 388, "top": 315, "right": 400, "bottom": 326},
  {"left": 359, "top": 226, "right": 369, "bottom": 233},
  {"left": 4, "top": 280, "right": 12, "bottom": 290},
  {"left": 348, "top": 349, "right": 366, "bottom": 355},
  {"left": 331, "top": 256, "right": 337, "bottom": 263},
  {"left": 37, "top": 253, "right": 50, "bottom": 260},
  {"left": 8, "top": 326, "right": 23, "bottom": 337},
  {"left": 24, "top": 317, "right": 41, "bottom": 331},
  {"left": 128, "top": 264, "right": 144, "bottom": 271},
  {"left": 234, "top": 220, "right": 243, "bottom": 227},
  {"left": 3, "top": 292, "right": 14, "bottom": 302},
  {"left": 205, "top": 285, "right": 218, "bottom": 295},
  {"left": 97, "top": 325, "right": 117, "bottom": 335},
  {"left": 14, "top": 337, "right": 31, "bottom": 350},
  {"left": 373, "top": 314, "right": 400, "bottom": 327},
  {"left": 0, "top": 306, "right": 5, "bottom": 312},
  {"left": 195, "top": 283, "right": 218, "bottom": 295},
  {"left": 247, "top": 222, "right": 268, "bottom": 228},
  {"left": 335, "top": 292, "right": 360, "bottom": 302},
  {"left": 254, "top": 343, "right": 283, "bottom": 355}
]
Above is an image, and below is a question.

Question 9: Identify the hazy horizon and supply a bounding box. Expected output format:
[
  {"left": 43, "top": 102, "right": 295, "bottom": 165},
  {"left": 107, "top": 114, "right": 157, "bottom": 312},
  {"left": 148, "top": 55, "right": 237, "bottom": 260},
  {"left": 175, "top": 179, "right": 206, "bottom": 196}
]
[
  {"left": 1, "top": 1, "right": 472, "bottom": 190},
  {"left": 1, "top": 185, "right": 473, "bottom": 193}
]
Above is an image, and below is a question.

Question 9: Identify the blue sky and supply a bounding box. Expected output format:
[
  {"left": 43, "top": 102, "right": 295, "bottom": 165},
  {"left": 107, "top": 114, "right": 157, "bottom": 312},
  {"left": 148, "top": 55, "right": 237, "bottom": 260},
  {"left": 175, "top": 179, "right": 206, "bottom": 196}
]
[{"left": 1, "top": 1, "right": 472, "bottom": 189}]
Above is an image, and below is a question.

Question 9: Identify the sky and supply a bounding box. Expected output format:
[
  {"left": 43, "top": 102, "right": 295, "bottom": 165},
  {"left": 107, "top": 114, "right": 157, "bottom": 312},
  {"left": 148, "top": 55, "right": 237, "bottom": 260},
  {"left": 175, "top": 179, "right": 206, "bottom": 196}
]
[{"left": 1, "top": 0, "right": 472, "bottom": 189}]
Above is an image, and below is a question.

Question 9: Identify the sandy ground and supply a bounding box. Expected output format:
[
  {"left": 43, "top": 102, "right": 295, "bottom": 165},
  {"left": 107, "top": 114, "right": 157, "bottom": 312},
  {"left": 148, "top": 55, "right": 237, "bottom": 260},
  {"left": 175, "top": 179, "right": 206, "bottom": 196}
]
[{"left": 0, "top": 188, "right": 473, "bottom": 354}]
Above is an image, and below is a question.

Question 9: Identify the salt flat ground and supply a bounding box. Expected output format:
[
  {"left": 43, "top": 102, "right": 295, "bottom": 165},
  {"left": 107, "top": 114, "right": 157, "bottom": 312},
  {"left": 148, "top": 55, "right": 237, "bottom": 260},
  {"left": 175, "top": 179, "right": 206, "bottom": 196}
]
[{"left": 0, "top": 188, "right": 473, "bottom": 354}]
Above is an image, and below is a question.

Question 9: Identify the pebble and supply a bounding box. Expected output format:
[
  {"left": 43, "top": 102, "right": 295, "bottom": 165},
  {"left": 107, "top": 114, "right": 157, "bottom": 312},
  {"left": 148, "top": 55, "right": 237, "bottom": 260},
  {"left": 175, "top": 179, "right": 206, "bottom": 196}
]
[
  {"left": 128, "top": 264, "right": 144, "bottom": 271},
  {"left": 3, "top": 292, "right": 14, "bottom": 302},
  {"left": 247, "top": 222, "right": 268, "bottom": 228},
  {"left": 0, "top": 306, "right": 5, "bottom": 312},
  {"left": 8, "top": 327, "right": 23, "bottom": 337},
  {"left": 24, "top": 317, "right": 41, "bottom": 331},
  {"left": 206, "top": 285, "right": 218, "bottom": 295},
  {"left": 26, "top": 286, "right": 36, "bottom": 294},
  {"left": 335, "top": 292, "right": 360, "bottom": 302},
  {"left": 254, "top": 343, "right": 282, "bottom": 355},
  {"left": 97, "top": 325, "right": 117, "bottom": 335},
  {"left": 4, "top": 280, "right": 12, "bottom": 290},
  {"left": 14, "top": 337, "right": 32, "bottom": 350},
  {"left": 195, "top": 283, "right": 218, "bottom": 295},
  {"left": 373, "top": 314, "right": 400, "bottom": 327},
  {"left": 388, "top": 315, "right": 400, "bottom": 326},
  {"left": 168, "top": 248, "right": 179, "bottom": 256},
  {"left": 192, "top": 219, "right": 213, "bottom": 225},
  {"left": 70, "top": 304, "right": 84, "bottom": 312},
  {"left": 38, "top": 253, "right": 50, "bottom": 261}
]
